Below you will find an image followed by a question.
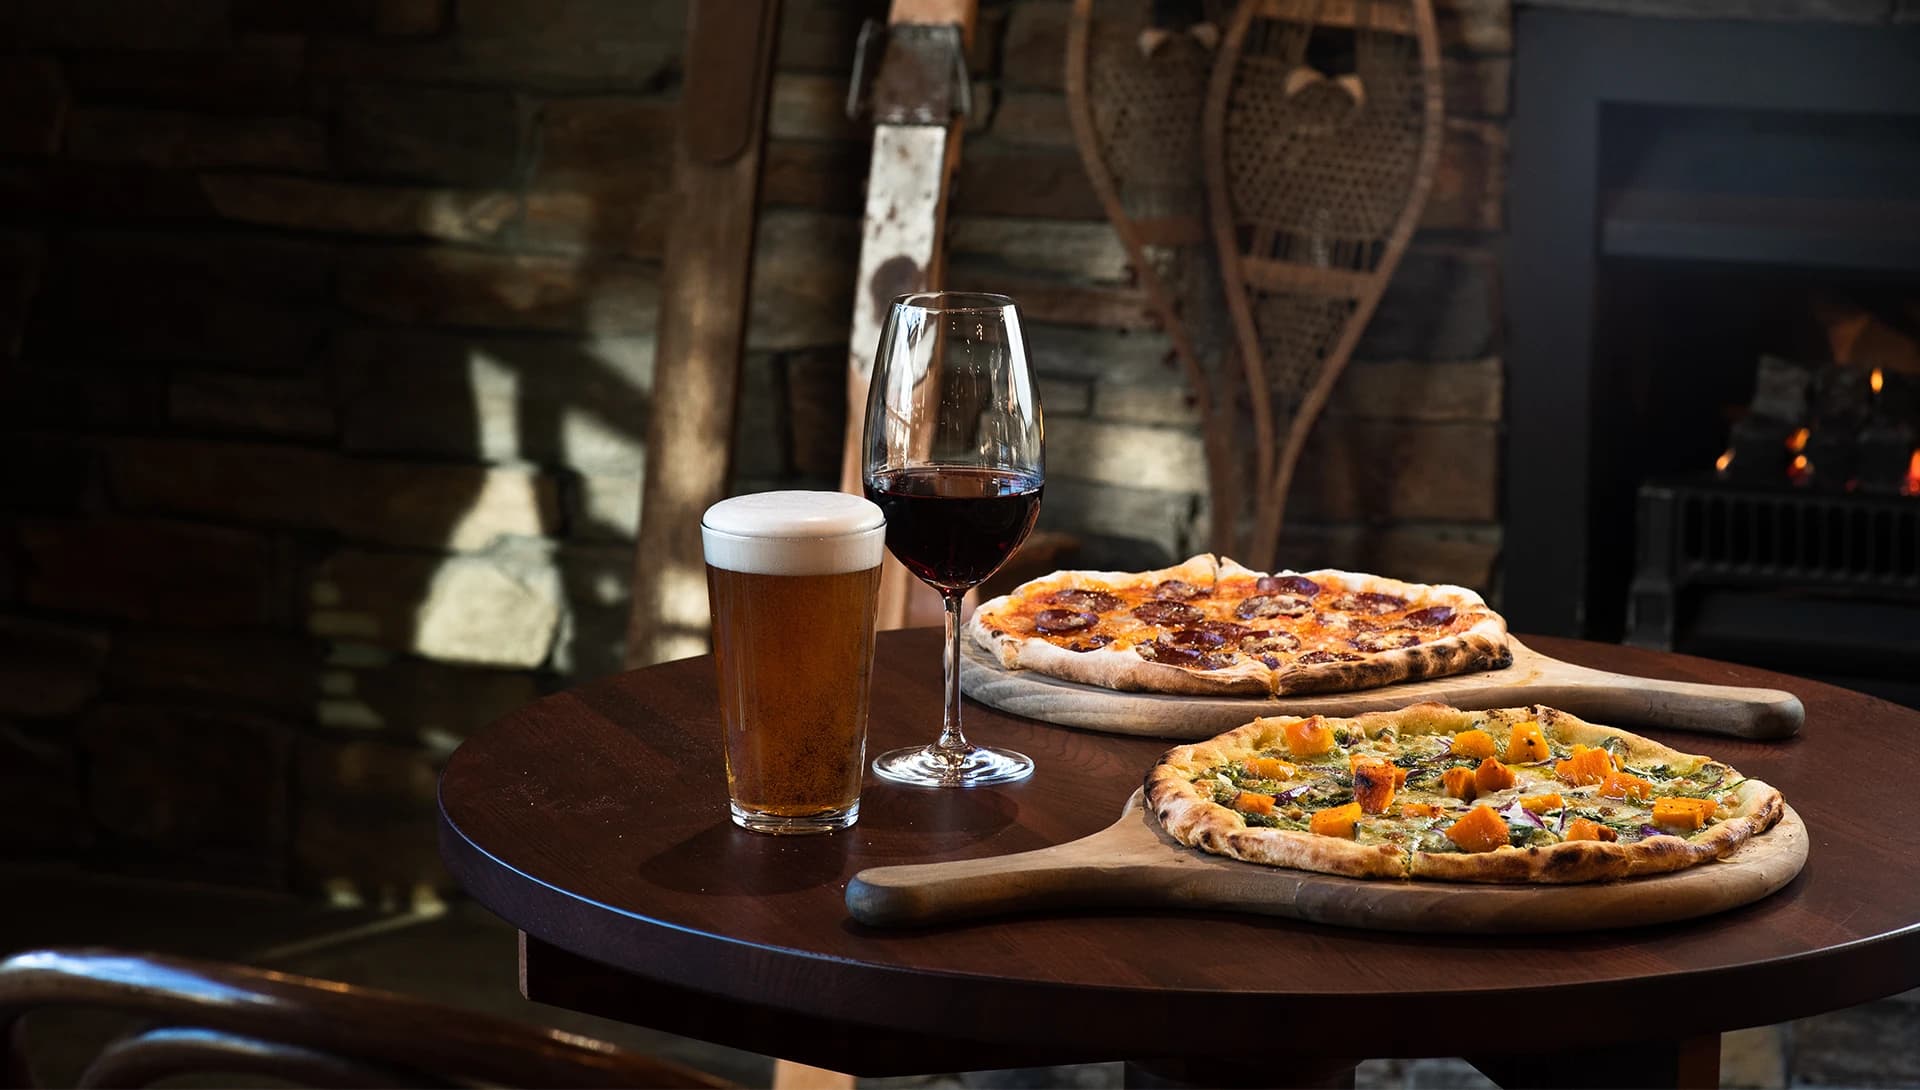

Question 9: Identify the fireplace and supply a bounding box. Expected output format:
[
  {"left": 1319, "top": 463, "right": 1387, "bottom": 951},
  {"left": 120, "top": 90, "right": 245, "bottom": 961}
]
[{"left": 1504, "top": 5, "right": 1920, "bottom": 703}]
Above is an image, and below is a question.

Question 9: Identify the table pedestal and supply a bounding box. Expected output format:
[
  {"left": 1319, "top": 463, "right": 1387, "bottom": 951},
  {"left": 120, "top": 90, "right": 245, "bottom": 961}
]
[
  {"left": 1125, "top": 1057, "right": 1358, "bottom": 1088},
  {"left": 1468, "top": 1036, "right": 1719, "bottom": 1089}
]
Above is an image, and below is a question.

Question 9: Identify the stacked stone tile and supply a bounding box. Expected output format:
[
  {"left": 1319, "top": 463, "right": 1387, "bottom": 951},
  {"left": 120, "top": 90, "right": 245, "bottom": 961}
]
[{"left": 0, "top": 0, "right": 1507, "bottom": 901}]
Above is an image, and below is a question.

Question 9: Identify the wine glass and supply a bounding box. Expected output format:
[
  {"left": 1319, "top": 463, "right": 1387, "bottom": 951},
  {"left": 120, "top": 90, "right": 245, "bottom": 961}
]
[{"left": 863, "top": 292, "right": 1043, "bottom": 787}]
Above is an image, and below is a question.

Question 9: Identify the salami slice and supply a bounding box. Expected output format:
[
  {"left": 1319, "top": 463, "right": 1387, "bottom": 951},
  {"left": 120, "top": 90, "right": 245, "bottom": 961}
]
[
  {"left": 1236, "top": 594, "right": 1312, "bottom": 620},
  {"left": 1133, "top": 599, "right": 1204, "bottom": 625},
  {"left": 1351, "top": 630, "right": 1422, "bottom": 652},
  {"left": 1402, "top": 605, "right": 1456, "bottom": 627},
  {"left": 1053, "top": 588, "right": 1122, "bottom": 613},
  {"left": 1033, "top": 608, "right": 1096, "bottom": 634},
  {"left": 1331, "top": 591, "right": 1408, "bottom": 615},
  {"left": 1258, "top": 574, "right": 1321, "bottom": 597},
  {"left": 1139, "top": 642, "right": 1234, "bottom": 670}
]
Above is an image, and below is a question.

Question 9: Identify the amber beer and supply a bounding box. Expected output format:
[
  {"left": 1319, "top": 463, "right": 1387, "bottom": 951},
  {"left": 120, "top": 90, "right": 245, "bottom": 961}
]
[{"left": 702, "top": 491, "right": 885, "bottom": 834}]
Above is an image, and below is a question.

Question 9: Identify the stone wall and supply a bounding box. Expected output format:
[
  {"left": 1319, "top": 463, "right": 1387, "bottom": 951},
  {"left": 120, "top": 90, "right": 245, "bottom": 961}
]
[{"left": 0, "top": 0, "right": 1509, "bottom": 898}]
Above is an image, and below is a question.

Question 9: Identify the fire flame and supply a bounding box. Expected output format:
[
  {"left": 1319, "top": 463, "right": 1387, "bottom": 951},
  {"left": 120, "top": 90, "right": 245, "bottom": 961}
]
[
  {"left": 1715, "top": 449, "right": 1733, "bottom": 473},
  {"left": 1906, "top": 449, "right": 1920, "bottom": 496},
  {"left": 1872, "top": 368, "right": 1885, "bottom": 395},
  {"left": 1790, "top": 454, "right": 1811, "bottom": 482},
  {"left": 1787, "top": 428, "right": 1810, "bottom": 453}
]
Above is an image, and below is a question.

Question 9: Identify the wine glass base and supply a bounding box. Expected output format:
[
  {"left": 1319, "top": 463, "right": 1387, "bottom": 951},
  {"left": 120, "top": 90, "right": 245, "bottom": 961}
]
[{"left": 871, "top": 744, "right": 1034, "bottom": 788}]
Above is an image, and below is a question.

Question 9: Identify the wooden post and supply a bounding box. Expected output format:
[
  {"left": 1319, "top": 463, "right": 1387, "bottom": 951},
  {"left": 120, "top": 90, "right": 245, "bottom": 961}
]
[
  {"left": 625, "top": 0, "right": 782, "bottom": 668},
  {"left": 839, "top": 0, "right": 979, "bottom": 631}
]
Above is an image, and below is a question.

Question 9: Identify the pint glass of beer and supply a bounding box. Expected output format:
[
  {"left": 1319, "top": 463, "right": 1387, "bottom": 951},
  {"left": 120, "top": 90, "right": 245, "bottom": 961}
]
[{"left": 702, "top": 491, "right": 885, "bottom": 834}]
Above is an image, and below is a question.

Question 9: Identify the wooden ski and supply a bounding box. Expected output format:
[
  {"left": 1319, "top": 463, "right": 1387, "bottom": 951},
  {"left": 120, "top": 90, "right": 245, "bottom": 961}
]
[
  {"left": 839, "top": 0, "right": 980, "bottom": 630},
  {"left": 624, "top": 0, "right": 782, "bottom": 667}
]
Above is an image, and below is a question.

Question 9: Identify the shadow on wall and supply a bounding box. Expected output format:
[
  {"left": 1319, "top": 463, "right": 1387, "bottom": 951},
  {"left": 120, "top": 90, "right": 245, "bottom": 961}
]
[
  {"left": 0, "top": 0, "right": 873, "bottom": 912},
  {"left": 8, "top": 215, "right": 664, "bottom": 912}
]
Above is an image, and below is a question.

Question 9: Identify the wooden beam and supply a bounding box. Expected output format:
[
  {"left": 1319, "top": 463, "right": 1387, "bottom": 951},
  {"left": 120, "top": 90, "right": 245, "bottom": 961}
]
[
  {"left": 624, "top": 0, "right": 782, "bottom": 668},
  {"left": 840, "top": 0, "right": 980, "bottom": 632}
]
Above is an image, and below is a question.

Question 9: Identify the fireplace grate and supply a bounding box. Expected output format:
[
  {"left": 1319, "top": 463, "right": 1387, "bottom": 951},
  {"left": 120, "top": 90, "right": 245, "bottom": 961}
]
[
  {"left": 1628, "top": 480, "right": 1920, "bottom": 648},
  {"left": 1678, "top": 487, "right": 1918, "bottom": 587}
]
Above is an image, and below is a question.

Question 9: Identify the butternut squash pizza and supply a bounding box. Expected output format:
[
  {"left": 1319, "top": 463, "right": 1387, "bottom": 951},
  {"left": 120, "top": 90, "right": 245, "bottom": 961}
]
[
  {"left": 968, "top": 554, "right": 1508, "bottom": 697},
  {"left": 1145, "top": 703, "right": 1785, "bottom": 883}
]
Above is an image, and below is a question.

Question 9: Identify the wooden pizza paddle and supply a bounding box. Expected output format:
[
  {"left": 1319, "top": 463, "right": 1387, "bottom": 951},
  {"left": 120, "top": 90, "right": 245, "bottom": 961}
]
[
  {"left": 960, "top": 636, "right": 1805, "bottom": 741},
  {"left": 845, "top": 790, "right": 1809, "bottom": 931}
]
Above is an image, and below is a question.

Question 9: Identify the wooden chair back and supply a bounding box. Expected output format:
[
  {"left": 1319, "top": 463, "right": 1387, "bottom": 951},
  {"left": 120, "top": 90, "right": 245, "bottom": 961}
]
[{"left": 0, "top": 948, "right": 731, "bottom": 1089}]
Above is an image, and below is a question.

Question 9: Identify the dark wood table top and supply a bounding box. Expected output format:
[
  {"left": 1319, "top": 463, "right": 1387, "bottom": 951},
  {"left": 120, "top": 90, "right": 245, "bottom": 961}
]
[{"left": 438, "top": 630, "right": 1920, "bottom": 1075}]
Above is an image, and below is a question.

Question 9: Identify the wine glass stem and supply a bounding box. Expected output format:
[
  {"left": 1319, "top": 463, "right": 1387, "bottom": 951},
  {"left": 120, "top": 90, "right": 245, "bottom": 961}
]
[{"left": 936, "top": 591, "right": 971, "bottom": 757}]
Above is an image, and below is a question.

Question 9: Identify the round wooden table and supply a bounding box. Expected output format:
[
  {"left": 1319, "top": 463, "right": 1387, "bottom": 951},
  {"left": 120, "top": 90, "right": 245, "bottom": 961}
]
[{"left": 438, "top": 631, "right": 1920, "bottom": 1087}]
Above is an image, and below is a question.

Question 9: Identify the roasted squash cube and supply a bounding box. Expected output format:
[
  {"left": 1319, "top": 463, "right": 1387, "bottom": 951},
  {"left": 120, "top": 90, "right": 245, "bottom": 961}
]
[
  {"left": 1352, "top": 759, "right": 1398, "bottom": 814},
  {"left": 1231, "top": 790, "right": 1276, "bottom": 816},
  {"left": 1283, "top": 717, "right": 1336, "bottom": 757},
  {"left": 1450, "top": 729, "right": 1497, "bottom": 760},
  {"left": 1441, "top": 766, "right": 1478, "bottom": 802},
  {"left": 1309, "top": 802, "right": 1363, "bottom": 838},
  {"left": 1444, "top": 805, "right": 1509, "bottom": 853},
  {"left": 1506, "top": 721, "right": 1551, "bottom": 764},
  {"left": 1652, "top": 797, "right": 1716, "bottom": 830},
  {"left": 1244, "top": 756, "right": 1297, "bottom": 780},
  {"left": 1554, "top": 745, "right": 1615, "bottom": 786},
  {"left": 1564, "top": 818, "right": 1618, "bottom": 843},
  {"left": 1473, "top": 756, "right": 1517, "bottom": 794},
  {"left": 1348, "top": 753, "right": 1410, "bottom": 789},
  {"left": 1519, "top": 793, "right": 1565, "bottom": 813},
  {"left": 1599, "top": 771, "right": 1653, "bottom": 801}
]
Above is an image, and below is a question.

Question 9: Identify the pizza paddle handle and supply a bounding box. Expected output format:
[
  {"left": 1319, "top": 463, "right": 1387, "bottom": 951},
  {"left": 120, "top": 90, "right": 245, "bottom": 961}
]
[
  {"left": 847, "top": 808, "right": 1165, "bottom": 927},
  {"left": 848, "top": 852, "right": 1115, "bottom": 927},
  {"left": 1527, "top": 661, "right": 1806, "bottom": 740}
]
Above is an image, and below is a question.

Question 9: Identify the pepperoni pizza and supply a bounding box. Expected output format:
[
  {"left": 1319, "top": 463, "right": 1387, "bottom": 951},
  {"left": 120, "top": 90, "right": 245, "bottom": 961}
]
[{"left": 968, "top": 554, "right": 1509, "bottom": 696}]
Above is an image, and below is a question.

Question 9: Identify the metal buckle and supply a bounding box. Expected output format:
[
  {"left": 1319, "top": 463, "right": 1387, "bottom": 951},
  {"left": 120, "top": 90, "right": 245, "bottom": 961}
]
[{"left": 845, "top": 19, "right": 973, "bottom": 126}]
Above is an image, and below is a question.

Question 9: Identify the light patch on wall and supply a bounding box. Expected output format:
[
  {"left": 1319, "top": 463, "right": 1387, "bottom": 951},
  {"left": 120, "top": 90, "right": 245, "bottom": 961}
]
[
  {"left": 440, "top": 470, "right": 552, "bottom": 551},
  {"left": 561, "top": 408, "right": 644, "bottom": 476},
  {"left": 657, "top": 562, "right": 709, "bottom": 629},
  {"left": 460, "top": 340, "right": 649, "bottom": 474},
  {"left": 410, "top": 550, "right": 560, "bottom": 667},
  {"left": 420, "top": 727, "right": 463, "bottom": 763},
  {"left": 653, "top": 632, "right": 709, "bottom": 662},
  {"left": 315, "top": 668, "right": 380, "bottom": 729},
  {"left": 317, "top": 699, "right": 382, "bottom": 730},
  {"left": 466, "top": 346, "right": 521, "bottom": 464}
]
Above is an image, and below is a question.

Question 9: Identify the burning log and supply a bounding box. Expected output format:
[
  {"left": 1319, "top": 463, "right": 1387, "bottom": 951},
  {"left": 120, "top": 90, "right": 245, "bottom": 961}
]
[
  {"left": 1856, "top": 421, "right": 1917, "bottom": 493},
  {"left": 1812, "top": 365, "right": 1875, "bottom": 431},
  {"left": 1802, "top": 364, "right": 1873, "bottom": 488},
  {"left": 1725, "top": 414, "right": 1793, "bottom": 483},
  {"left": 1751, "top": 355, "right": 1814, "bottom": 422},
  {"left": 1871, "top": 366, "right": 1918, "bottom": 423},
  {"left": 1718, "top": 347, "right": 1919, "bottom": 495},
  {"left": 1857, "top": 368, "right": 1919, "bottom": 493}
]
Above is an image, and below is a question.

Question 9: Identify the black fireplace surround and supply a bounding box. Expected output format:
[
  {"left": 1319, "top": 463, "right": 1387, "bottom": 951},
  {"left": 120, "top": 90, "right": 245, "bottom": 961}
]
[{"left": 1504, "top": 7, "right": 1920, "bottom": 674}]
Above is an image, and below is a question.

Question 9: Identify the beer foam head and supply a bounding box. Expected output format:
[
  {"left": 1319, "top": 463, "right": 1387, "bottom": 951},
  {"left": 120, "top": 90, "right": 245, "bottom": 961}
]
[{"left": 701, "top": 491, "right": 886, "bottom": 575}]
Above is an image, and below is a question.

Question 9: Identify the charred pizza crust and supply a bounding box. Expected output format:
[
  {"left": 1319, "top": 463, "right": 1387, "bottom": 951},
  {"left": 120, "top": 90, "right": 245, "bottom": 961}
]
[
  {"left": 970, "top": 556, "right": 1269, "bottom": 695},
  {"left": 968, "top": 554, "right": 1509, "bottom": 697},
  {"left": 1145, "top": 703, "right": 1785, "bottom": 884}
]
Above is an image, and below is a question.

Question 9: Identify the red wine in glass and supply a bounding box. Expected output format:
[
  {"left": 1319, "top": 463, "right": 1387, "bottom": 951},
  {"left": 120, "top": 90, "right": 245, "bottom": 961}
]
[
  {"left": 862, "top": 290, "right": 1042, "bottom": 788},
  {"left": 864, "top": 466, "right": 1043, "bottom": 593}
]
